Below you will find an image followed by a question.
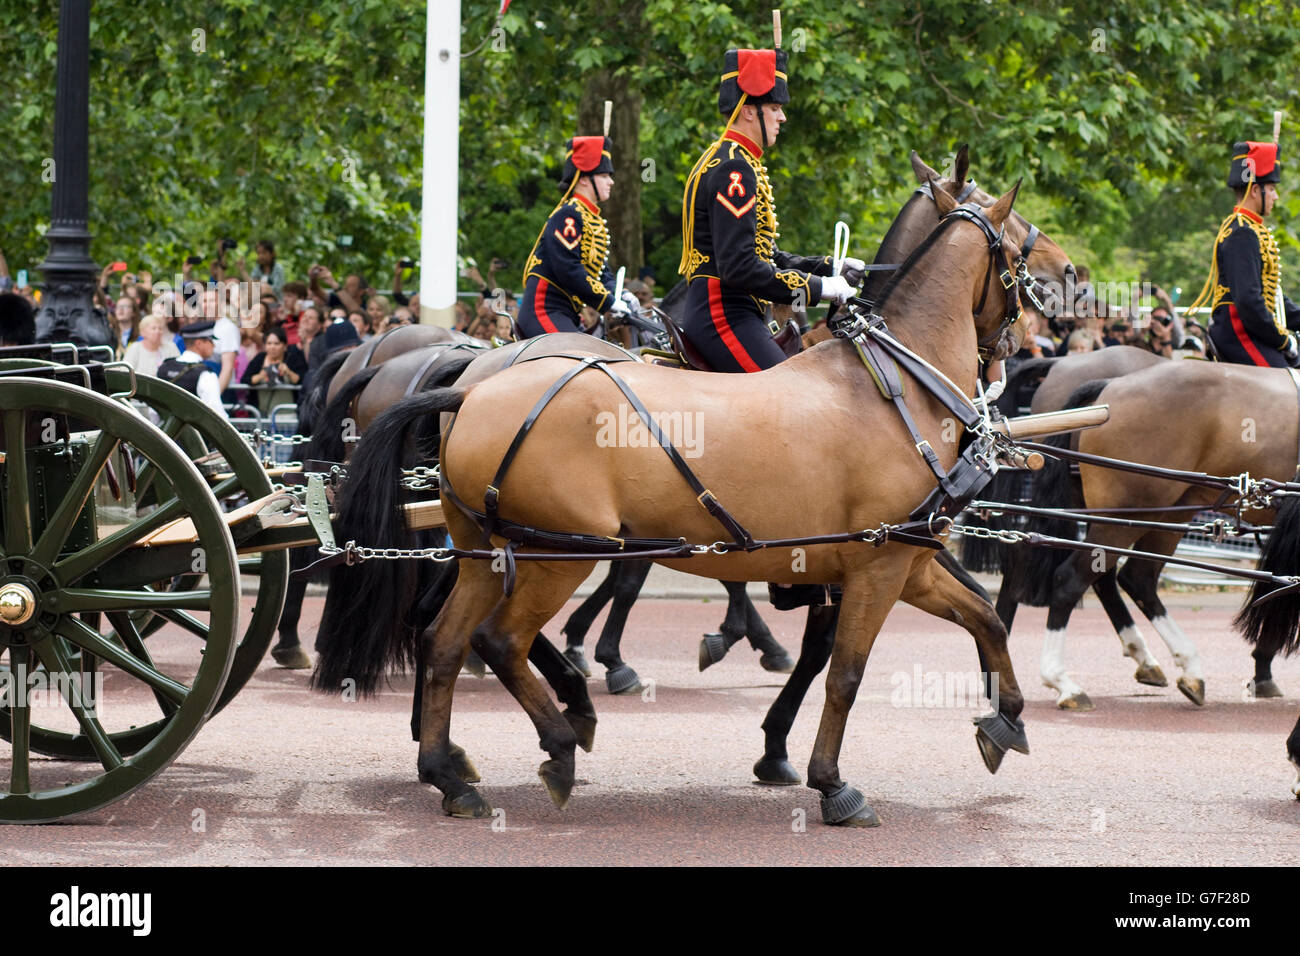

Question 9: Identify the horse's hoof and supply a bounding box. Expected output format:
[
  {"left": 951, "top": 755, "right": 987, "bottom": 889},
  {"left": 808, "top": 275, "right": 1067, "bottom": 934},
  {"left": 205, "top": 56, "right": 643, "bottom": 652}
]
[
  {"left": 973, "top": 711, "right": 1029, "bottom": 774},
  {"left": 442, "top": 789, "right": 492, "bottom": 819},
  {"left": 448, "top": 744, "right": 481, "bottom": 784},
  {"left": 760, "top": 651, "right": 796, "bottom": 673},
  {"left": 1177, "top": 676, "right": 1206, "bottom": 706},
  {"left": 1134, "top": 662, "right": 1167, "bottom": 687},
  {"left": 698, "top": 632, "right": 729, "bottom": 671},
  {"left": 538, "top": 759, "right": 574, "bottom": 809},
  {"left": 562, "top": 645, "right": 592, "bottom": 678},
  {"left": 1253, "top": 678, "right": 1284, "bottom": 699},
  {"left": 975, "top": 731, "right": 1005, "bottom": 774},
  {"left": 564, "top": 709, "right": 597, "bottom": 753},
  {"left": 463, "top": 650, "right": 487, "bottom": 678},
  {"left": 820, "top": 784, "right": 879, "bottom": 827},
  {"left": 605, "top": 664, "right": 642, "bottom": 696},
  {"left": 1057, "top": 691, "right": 1094, "bottom": 712},
  {"left": 271, "top": 643, "right": 312, "bottom": 669},
  {"left": 753, "top": 755, "right": 801, "bottom": 786}
]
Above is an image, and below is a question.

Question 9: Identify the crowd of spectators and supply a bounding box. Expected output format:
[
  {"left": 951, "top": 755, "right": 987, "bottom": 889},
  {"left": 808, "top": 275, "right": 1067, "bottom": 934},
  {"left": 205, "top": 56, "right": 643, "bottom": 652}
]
[{"left": 1011, "top": 267, "right": 1203, "bottom": 363}]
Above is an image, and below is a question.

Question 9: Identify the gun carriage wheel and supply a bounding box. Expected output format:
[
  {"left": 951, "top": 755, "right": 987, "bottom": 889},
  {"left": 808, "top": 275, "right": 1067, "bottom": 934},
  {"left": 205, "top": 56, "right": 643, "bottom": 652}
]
[{"left": 0, "top": 375, "right": 239, "bottom": 822}]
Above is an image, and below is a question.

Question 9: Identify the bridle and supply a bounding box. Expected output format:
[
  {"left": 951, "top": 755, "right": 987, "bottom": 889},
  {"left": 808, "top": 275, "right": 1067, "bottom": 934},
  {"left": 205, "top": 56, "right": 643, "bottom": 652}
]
[
  {"left": 866, "top": 198, "right": 1024, "bottom": 363},
  {"left": 945, "top": 203, "right": 1023, "bottom": 362}
]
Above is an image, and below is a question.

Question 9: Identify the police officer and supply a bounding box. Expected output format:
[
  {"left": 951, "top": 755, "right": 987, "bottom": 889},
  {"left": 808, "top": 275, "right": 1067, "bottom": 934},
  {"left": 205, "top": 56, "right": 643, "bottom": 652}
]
[
  {"left": 677, "top": 47, "right": 863, "bottom": 371},
  {"left": 157, "top": 321, "right": 227, "bottom": 418},
  {"left": 516, "top": 135, "right": 638, "bottom": 338},
  {"left": 1200, "top": 139, "right": 1300, "bottom": 367}
]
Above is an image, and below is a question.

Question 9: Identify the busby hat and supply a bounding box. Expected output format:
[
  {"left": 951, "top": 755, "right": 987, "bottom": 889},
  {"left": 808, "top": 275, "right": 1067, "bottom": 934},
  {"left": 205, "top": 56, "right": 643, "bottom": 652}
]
[
  {"left": 1228, "top": 140, "right": 1281, "bottom": 188},
  {"left": 718, "top": 48, "right": 789, "bottom": 115},
  {"left": 561, "top": 136, "right": 614, "bottom": 186}
]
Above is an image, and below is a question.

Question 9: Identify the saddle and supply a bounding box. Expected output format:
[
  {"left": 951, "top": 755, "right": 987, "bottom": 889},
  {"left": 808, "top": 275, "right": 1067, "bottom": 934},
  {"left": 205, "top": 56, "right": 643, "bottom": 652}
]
[{"left": 661, "top": 314, "right": 802, "bottom": 372}]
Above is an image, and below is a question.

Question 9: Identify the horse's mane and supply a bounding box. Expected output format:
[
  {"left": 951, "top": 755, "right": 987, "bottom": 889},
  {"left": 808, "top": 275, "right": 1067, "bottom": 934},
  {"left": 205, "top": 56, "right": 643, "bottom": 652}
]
[
  {"left": 870, "top": 207, "right": 968, "bottom": 315},
  {"left": 861, "top": 189, "right": 930, "bottom": 303}
]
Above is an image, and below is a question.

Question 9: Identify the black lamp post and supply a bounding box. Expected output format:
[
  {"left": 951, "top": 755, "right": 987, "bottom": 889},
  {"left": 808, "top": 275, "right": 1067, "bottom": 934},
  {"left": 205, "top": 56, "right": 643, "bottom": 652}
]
[{"left": 36, "top": 0, "right": 109, "bottom": 348}]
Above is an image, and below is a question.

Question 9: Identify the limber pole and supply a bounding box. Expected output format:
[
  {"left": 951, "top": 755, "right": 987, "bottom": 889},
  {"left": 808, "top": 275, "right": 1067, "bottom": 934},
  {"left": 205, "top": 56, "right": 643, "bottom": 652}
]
[{"left": 419, "top": 0, "right": 460, "bottom": 328}]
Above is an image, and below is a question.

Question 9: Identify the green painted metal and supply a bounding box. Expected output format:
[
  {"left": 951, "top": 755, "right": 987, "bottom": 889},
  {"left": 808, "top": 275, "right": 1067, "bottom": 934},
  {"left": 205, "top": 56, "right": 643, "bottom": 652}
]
[
  {"left": 0, "top": 376, "right": 238, "bottom": 823},
  {"left": 0, "top": 361, "right": 288, "bottom": 750}
]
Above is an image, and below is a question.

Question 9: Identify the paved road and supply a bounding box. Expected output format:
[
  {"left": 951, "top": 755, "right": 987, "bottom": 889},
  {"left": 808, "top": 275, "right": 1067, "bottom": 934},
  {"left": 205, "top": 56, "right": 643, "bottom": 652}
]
[{"left": 6, "top": 590, "right": 1298, "bottom": 865}]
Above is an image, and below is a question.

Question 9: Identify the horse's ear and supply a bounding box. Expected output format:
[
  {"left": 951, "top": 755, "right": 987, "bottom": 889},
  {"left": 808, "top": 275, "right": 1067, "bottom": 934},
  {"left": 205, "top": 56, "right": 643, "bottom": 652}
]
[
  {"left": 911, "top": 150, "right": 941, "bottom": 185},
  {"left": 953, "top": 144, "right": 969, "bottom": 184},
  {"left": 986, "top": 178, "right": 1022, "bottom": 227},
  {"left": 931, "top": 177, "right": 958, "bottom": 215}
]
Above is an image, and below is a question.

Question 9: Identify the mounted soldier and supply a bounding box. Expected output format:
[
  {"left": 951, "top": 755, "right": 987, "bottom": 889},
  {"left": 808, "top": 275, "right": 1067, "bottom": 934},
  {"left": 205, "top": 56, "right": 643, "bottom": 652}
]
[
  {"left": 516, "top": 126, "right": 639, "bottom": 339},
  {"left": 1197, "top": 136, "right": 1300, "bottom": 368},
  {"left": 677, "top": 39, "right": 862, "bottom": 371}
]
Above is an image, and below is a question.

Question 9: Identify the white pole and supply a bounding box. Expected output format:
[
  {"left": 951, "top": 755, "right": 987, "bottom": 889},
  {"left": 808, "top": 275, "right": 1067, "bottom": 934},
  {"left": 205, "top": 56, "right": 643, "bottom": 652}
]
[{"left": 419, "top": 0, "right": 460, "bottom": 327}]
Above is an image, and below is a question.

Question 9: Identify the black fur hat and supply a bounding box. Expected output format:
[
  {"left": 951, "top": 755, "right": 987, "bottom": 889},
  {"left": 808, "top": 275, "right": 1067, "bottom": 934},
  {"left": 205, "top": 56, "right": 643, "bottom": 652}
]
[
  {"left": 1228, "top": 140, "right": 1281, "bottom": 188},
  {"left": 718, "top": 48, "right": 789, "bottom": 115},
  {"left": 560, "top": 136, "right": 614, "bottom": 188}
]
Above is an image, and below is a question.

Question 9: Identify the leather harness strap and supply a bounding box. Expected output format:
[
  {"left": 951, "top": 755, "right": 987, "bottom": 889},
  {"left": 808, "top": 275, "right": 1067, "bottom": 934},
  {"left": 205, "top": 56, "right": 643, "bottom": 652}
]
[
  {"left": 451, "top": 353, "right": 757, "bottom": 552},
  {"left": 402, "top": 343, "right": 484, "bottom": 398}
]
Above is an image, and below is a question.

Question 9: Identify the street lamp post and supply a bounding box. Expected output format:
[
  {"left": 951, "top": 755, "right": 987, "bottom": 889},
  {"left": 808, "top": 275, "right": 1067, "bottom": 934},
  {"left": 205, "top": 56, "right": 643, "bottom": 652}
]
[{"left": 36, "top": 0, "right": 109, "bottom": 348}]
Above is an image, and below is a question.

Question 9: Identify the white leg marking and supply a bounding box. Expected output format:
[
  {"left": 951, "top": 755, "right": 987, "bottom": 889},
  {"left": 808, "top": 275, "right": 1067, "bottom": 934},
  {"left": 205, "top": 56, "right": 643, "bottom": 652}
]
[
  {"left": 1041, "top": 628, "right": 1084, "bottom": 699},
  {"left": 1291, "top": 755, "right": 1300, "bottom": 799},
  {"left": 1151, "top": 614, "right": 1203, "bottom": 679},
  {"left": 1117, "top": 624, "right": 1159, "bottom": 667}
]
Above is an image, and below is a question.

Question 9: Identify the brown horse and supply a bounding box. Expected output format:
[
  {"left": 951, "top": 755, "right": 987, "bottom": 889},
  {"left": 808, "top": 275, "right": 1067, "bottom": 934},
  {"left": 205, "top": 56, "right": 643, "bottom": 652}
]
[
  {"left": 338, "top": 184, "right": 1041, "bottom": 826},
  {"left": 999, "top": 360, "right": 1300, "bottom": 711}
]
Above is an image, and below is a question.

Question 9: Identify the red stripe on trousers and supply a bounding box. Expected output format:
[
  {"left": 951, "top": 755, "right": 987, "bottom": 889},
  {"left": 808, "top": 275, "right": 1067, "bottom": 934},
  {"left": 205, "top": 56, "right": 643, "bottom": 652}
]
[
  {"left": 707, "top": 278, "right": 761, "bottom": 373},
  {"left": 535, "top": 278, "right": 559, "bottom": 334},
  {"left": 1229, "top": 305, "right": 1272, "bottom": 366}
]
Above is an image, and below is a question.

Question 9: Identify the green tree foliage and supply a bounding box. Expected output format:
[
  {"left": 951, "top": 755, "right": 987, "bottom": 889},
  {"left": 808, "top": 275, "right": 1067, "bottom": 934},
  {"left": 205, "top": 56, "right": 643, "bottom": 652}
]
[{"left": 3, "top": 1, "right": 1299, "bottom": 300}]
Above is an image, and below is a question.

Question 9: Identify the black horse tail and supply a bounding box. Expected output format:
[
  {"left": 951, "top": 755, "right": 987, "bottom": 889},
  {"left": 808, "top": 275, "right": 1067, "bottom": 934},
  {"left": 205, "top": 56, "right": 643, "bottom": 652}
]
[
  {"left": 312, "top": 386, "right": 468, "bottom": 695},
  {"left": 305, "top": 366, "right": 380, "bottom": 465},
  {"left": 958, "top": 464, "right": 1027, "bottom": 574},
  {"left": 998, "top": 379, "right": 1110, "bottom": 607},
  {"left": 1234, "top": 471, "right": 1300, "bottom": 659},
  {"left": 297, "top": 348, "right": 353, "bottom": 436}
]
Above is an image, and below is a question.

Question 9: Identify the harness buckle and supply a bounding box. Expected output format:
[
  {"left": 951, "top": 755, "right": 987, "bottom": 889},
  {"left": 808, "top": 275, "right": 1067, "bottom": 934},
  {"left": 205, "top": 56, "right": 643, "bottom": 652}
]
[
  {"left": 998, "top": 269, "right": 1015, "bottom": 290},
  {"left": 915, "top": 439, "right": 936, "bottom": 460}
]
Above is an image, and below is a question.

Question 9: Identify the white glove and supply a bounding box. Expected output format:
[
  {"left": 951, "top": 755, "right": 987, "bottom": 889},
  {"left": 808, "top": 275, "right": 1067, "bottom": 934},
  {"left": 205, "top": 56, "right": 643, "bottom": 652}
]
[
  {"left": 1284, "top": 333, "right": 1300, "bottom": 366},
  {"left": 608, "top": 297, "right": 631, "bottom": 318},
  {"left": 840, "top": 257, "right": 867, "bottom": 287},
  {"left": 820, "top": 274, "right": 854, "bottom": 305},
  {"left": 620, "top": 289, "right": 640, "bottom": 311}
]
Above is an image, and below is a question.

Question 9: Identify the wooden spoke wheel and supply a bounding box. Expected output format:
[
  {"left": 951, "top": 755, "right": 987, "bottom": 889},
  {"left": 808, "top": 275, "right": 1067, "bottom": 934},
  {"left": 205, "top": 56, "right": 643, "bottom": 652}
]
[
  {"left": 0, "top": 363, "right": 288, "bottom": 747},
  {"left": 0, "top": 377, "right": 238, "bottom": 823},
  {"left": 105, "top": 368, "right": 288, "bottom": 717}
]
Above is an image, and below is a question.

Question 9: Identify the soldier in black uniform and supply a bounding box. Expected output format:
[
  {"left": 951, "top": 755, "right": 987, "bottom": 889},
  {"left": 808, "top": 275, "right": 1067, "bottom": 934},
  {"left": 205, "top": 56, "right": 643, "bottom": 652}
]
[
  {"left": 678, "top": 47, "right": 861, "bottom": 372},
  {"left": 1200, "top": 139, "right": 1300, "bottom": 368},
  {"left": 516, "top": 135, "right": 638, "bottom": 338}
]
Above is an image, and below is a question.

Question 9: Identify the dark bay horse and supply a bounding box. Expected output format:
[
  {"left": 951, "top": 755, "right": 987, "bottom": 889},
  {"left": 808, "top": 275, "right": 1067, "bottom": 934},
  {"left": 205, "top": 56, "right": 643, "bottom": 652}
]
[{"left": 324, "top": 184, "right": 1040, "bottom": 827}]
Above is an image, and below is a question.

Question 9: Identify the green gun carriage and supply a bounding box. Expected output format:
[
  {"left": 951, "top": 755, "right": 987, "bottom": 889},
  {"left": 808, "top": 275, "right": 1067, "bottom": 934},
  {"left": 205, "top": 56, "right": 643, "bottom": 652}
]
[{"left": 0, "top": 345, "right": 316, "bottom": 823}]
